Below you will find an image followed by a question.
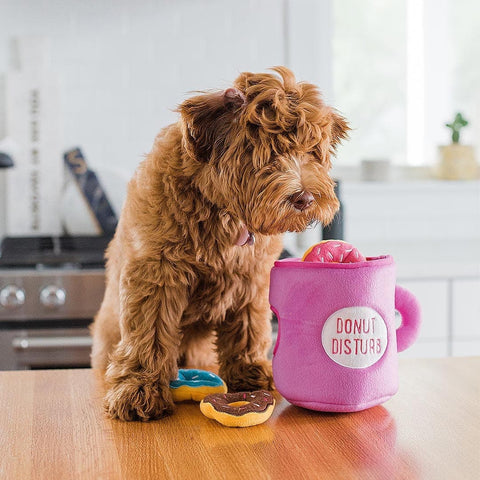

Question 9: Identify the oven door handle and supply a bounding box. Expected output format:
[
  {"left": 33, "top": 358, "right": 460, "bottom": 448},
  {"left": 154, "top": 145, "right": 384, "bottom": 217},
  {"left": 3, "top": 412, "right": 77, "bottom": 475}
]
[{"left": 12, "top": 336, "right": 93, "bottom": 350}]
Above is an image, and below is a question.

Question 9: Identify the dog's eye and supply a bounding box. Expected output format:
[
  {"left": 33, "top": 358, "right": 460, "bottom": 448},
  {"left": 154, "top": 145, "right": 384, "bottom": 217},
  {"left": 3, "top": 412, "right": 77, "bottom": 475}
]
[{"left": 257, "top": 159, "right": 280, "bottom": 176}]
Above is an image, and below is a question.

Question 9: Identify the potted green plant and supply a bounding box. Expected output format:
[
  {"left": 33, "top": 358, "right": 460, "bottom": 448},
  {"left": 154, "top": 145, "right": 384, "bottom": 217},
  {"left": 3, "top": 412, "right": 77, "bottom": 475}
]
[{"left": 437, "top": 113, "right": 478, "bottom": 180}]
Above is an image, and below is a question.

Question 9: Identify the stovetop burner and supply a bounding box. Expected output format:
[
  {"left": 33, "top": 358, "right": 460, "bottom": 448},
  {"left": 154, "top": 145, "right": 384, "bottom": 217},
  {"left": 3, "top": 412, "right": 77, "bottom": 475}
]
[{"left": 0, "top": 235, "right": 112, "bottom": 269}]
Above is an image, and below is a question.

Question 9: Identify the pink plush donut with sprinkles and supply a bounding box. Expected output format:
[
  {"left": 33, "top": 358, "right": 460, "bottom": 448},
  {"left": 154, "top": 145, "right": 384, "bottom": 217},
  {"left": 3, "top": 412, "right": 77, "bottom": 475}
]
[{"left": 302, "top": 240, "right": 366, "bottom": 263}]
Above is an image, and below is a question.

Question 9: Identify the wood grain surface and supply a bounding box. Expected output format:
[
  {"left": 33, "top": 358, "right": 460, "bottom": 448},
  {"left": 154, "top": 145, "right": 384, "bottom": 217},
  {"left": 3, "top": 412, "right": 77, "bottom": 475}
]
[{"left": 0, "top": 357, "right": 478, "bottom": 480}]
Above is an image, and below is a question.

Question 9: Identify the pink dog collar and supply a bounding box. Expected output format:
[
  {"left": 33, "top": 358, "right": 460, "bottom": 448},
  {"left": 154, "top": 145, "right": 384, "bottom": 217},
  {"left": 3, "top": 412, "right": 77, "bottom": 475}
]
[{"left": 236, "top": 225, "right": 255, "bottom": 246}]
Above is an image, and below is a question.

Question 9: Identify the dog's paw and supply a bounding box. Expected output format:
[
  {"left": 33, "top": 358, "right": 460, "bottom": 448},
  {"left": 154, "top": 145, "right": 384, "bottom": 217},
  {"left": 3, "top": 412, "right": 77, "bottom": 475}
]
[
  {"left": 104, "top": 380, "right": 175, "bottom": 421},
  {"left": 221, "top": 361, "right": 274, "bottom": 392}
]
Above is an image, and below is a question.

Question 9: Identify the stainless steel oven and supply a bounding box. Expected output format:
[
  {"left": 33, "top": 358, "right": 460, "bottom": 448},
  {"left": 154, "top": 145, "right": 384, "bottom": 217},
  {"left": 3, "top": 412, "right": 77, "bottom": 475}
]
[
  {"left": 0, "top": 236, "right": 108, "bottom": 370},
  {"left": 0, "top": 326, "right": 92, "bottom": 370}
]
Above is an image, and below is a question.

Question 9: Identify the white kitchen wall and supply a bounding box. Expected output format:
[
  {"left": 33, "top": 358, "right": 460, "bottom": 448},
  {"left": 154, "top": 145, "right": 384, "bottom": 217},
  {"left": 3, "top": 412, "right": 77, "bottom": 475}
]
[{"left": 0, "top": 0, "right": 333, "bottom": 177}]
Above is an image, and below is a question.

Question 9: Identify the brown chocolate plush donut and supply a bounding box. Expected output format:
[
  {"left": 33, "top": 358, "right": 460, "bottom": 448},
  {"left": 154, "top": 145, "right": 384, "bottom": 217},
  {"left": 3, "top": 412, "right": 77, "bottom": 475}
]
[{"left": 200, "top": 390, "right": 275, "bottom": 427}]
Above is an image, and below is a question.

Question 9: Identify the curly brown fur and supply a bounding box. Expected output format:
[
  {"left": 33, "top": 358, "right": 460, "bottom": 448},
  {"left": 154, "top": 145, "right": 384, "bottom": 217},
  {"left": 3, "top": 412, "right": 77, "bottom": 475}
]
[{"left": 90, "top": 67, "right": 349, "bottom": 421}]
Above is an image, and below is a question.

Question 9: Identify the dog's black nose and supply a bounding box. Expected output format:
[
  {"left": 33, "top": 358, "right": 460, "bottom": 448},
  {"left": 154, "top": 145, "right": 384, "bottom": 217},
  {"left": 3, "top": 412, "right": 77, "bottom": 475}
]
[{"left": 289, "top": 191, "right": 314, "bottom": 211}]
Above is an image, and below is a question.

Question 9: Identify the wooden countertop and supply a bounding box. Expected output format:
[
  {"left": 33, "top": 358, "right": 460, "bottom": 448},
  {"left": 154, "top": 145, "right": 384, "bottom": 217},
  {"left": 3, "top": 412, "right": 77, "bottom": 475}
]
[{"left": 1, "top": 357, "right": 479, "bottom": 480}]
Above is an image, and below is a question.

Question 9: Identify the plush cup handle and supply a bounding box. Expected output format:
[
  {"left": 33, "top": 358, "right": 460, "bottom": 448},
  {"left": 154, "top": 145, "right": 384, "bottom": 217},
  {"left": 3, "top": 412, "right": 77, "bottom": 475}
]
[{"left": 395, "top": 285, "right": 421, "bottom": 352}]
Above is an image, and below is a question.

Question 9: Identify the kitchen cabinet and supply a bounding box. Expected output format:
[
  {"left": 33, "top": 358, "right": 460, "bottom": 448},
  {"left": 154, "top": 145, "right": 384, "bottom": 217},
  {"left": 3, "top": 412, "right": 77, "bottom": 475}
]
[
  {"left": 397, "top": 280, "right": 449, "bottom": 358},
  {"left": 452, "top": 279, "right": 480, "bottom": 356},
  {"left": 338, "top": 179, "right": 480, "bottom": 358}
]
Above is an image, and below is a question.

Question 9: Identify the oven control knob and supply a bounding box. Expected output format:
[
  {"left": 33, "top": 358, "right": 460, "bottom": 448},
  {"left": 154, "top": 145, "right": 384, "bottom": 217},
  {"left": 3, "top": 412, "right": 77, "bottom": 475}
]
[
  {"left": 40, "top": 285, "right": 66, "bottom": 309},
  {"left": 0, "top": 285, "right": 26, "bottom": 309}
]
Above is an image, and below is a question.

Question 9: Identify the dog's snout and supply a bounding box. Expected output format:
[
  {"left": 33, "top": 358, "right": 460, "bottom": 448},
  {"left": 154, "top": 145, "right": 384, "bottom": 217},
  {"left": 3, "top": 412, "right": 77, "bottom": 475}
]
[{"left": 289, "top": 191, "right": 315, "bottom": 211}]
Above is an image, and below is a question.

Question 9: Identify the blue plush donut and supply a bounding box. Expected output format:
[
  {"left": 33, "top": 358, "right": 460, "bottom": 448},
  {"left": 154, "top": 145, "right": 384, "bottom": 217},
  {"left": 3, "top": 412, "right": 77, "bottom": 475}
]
[{"left": 169, "top": 369, "right": 227, "bottom": 402}]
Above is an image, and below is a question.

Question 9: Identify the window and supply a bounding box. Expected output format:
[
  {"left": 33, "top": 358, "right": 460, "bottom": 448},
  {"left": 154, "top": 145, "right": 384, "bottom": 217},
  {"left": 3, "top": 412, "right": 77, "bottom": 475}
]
[
  {"left": 450, "top": 0, "right": 480, "bottom": 150},
  {"left": 332, "top": 0, "right": 479, "bottom": 166}
]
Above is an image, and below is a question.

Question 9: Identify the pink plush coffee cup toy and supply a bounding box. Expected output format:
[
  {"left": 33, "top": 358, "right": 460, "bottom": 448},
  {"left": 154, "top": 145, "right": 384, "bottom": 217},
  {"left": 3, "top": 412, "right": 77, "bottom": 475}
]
[{"left": 270, "top": 240, "right": 421, "bottom": 412}]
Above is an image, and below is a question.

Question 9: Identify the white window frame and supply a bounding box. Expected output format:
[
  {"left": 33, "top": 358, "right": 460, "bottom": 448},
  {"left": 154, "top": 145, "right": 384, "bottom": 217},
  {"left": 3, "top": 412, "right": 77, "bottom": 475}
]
[{"left": 410, "top": 0, "right": 453, "bottom": 166}]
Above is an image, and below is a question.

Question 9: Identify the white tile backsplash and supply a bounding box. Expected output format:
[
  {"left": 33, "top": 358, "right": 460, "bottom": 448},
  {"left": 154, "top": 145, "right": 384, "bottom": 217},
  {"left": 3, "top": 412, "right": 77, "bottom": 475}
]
[{"left": 0, "top": 0, "right": 289, "bottom": 175}]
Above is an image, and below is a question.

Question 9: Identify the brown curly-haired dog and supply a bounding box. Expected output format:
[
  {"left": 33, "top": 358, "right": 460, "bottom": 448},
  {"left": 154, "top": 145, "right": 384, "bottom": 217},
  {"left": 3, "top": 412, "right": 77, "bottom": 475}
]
[{"left": 91, "top": 67, "right": 348, "bottom": 421}]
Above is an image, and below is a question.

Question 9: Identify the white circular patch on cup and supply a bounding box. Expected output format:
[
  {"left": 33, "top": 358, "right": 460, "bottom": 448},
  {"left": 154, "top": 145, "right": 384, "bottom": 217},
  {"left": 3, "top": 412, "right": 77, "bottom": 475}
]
[{"left": 321, "top": 306, "right": 388, "bottom": 369}]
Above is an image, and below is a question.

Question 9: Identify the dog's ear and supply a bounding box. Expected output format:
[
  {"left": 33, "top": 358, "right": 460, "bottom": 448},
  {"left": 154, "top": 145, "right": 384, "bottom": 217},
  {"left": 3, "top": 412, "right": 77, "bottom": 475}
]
[
  {"left": 178, "top": 89, "right": 246, "bottom": 162},
  {"left": 224, "top": 88, "right": 247, "bottom": 110},
  {"left": 329, "top": 110, "right": 350, "bottom": 151},
  {"left": 316, "top": 109, "right": 350, "bottom": 167}
]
